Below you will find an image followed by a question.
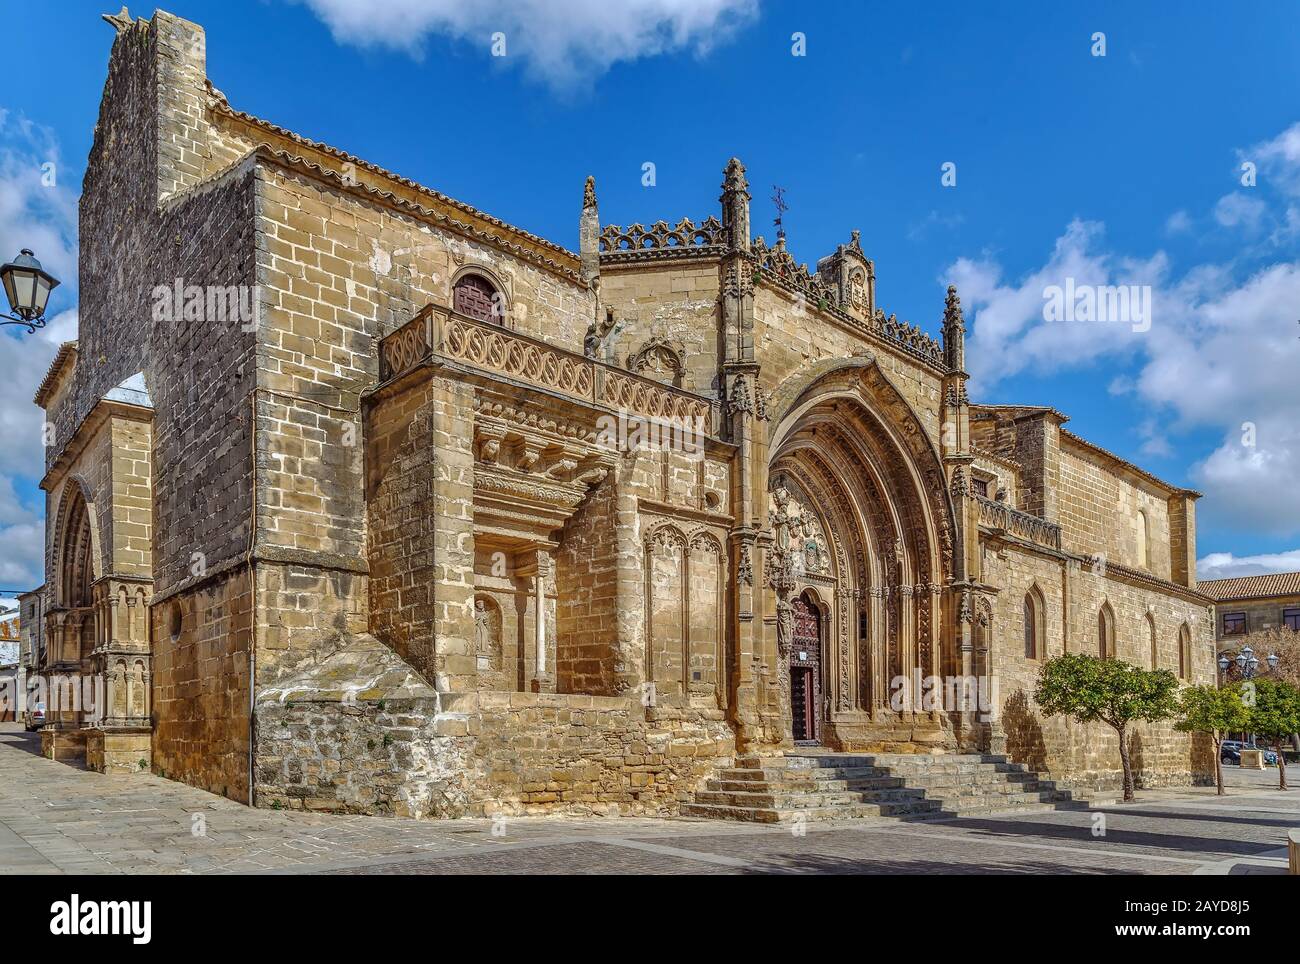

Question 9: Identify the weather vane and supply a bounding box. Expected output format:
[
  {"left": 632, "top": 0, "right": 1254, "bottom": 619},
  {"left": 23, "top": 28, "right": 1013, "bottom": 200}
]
[{"left": 771, "top": 185, "right": 788, "bottom": 240}]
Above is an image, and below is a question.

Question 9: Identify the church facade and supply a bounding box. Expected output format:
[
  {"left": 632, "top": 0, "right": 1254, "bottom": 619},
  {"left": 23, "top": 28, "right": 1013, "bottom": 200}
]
[{"left": 32, "top": 10, "right": 1215, "bottom": 816}]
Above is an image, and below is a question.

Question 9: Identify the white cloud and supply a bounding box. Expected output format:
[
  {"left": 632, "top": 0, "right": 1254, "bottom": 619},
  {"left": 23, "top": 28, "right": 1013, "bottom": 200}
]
[
  {"left": 1213, "top": 191, "right": 1266, "bottom": 232},
  {"left": 297, "top": 0, "right": 759, "bottom": 89},
  {"left": 1197, "top": 550, "right": 1300, "bottom": 580},
  {"left": 948, "top": 119, "right": 1300, "bottom": 548},
  {"left": 0, "top": 114, "right": 78, "bottom": 589},
  {"left": 950, "top": 219, "right": 1167, "bottom": 387},
  {"left": 1245, "top": 120, "right": 1300, "bottom": 197},
  {"left": 1164, "top": 209, "right": 1192, "bottom": 235},
  {"left": 0, "top": 475, "right": 43, "bottom": 587}
]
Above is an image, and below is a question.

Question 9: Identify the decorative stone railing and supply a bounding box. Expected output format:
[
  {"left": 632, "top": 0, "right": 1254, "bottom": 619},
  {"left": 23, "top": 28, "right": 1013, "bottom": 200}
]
[
  {"left": 380, "top": 305, "right": 715, "bottom": 429},
  {"left": 975, "top": 495, "right": 1062, "bottom": 551},
  {"left": 598, "top": 216, "right": 727, "bottom": 254}
]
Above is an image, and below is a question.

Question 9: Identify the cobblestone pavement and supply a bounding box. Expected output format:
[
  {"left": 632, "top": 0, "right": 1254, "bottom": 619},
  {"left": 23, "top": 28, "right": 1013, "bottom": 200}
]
[{"left": 1, "top": 724, "right": 1294, "bottom": 875}]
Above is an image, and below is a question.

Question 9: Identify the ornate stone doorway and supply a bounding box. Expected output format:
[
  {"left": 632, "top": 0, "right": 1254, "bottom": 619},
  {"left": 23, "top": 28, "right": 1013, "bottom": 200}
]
[{"left": 790, "top": 594, "right": 823, "bottom": 744}]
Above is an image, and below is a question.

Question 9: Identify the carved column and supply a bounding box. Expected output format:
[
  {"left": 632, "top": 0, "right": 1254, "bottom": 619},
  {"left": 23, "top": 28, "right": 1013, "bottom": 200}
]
[
  {"left": 521, "top": 549, "right": 556, "bottom": 694},
  {"left": 720, "top": 156, "right": 763, "bottom": 751}
]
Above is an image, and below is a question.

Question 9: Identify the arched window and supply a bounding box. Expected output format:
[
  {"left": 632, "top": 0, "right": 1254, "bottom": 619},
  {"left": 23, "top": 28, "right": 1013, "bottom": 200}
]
[
  {"left": 1023, "top": 589, "right": 1043, "bottom": 660},
  {"left": 1098, "top": 604, "right": 1115, "bottom": 659},
  {"left": 1178, "top": 623, "right": 1191, "bottom": 680},
  {"left": 453, "top": 273, "right": 502, "bottom": 324},
  {"left": 1146, "top": 612, "right": 1158, "bottom": 669},
  {"left": 1136, "top": 509, "right": 1150, "bottom": 570}
]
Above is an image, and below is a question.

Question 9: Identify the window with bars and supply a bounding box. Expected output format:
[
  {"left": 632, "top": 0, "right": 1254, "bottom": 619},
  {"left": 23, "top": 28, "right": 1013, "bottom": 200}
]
[{"left": 1284, "top": 608, "right": 1300, "bottom": 632}]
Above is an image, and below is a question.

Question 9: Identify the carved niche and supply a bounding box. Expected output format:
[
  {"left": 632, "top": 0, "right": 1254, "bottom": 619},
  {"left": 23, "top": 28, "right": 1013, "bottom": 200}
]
[
  {"left": 473, "top": 595, "right": 503, "bottom": 673},
  {"left": 627, "top": 338, "right": 685, "bottom": 388}
]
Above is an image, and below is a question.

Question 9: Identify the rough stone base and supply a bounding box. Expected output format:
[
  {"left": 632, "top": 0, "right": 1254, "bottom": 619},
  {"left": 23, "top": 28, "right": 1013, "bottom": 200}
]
[
  {"left": 249, "top": 631, "right": 736, "bottom": 818},
  {"left": 41, "top": 728, "right": 88, "bottom": 763},
  {"left": 85, "top": 729, "right": 153, "bottom": 774}
]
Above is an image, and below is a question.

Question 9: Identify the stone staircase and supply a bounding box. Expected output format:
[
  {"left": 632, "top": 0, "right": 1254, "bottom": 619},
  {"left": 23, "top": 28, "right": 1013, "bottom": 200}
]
[{"left": 680, "top": 751, "right": 1077, "bottom": 824}]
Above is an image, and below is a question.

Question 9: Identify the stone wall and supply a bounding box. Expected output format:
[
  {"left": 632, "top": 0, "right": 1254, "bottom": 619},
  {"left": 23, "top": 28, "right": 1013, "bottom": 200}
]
[
  {"left": 256, "top": 690, "right": 734, "bottom": 818},
  {"left": 555, "top": 474, "right": 621, "bottom": 695},
  {"left": 56, "top": 13, "right": 258, "bottom": 599},
  {"left": 983, "top": 540, "right": 1216, "bottom": 791},
  {"left": 752, "top": 286, "right": 945, "bottom": 442},
  {"left": 150, "top": 567, "right": 252, "bottom": 800},
  {"left": 1056, "top": 440, "right": 1173, "bottom": 578},
  {"left": 600, "top": 260, "right": 723, "bottom": 397},
  {"left": 364, "top": 374, "right": 475, "bottom": 690}
]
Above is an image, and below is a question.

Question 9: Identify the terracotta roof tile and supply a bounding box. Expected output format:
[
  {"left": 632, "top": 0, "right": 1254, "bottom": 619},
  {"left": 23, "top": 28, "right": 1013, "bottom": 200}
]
[
  {"left": 1199, "top": 571, "right": 1300, "bottom": 602},
  {"left": 34, "top": 341, "right": 78, "bottom": 408}
]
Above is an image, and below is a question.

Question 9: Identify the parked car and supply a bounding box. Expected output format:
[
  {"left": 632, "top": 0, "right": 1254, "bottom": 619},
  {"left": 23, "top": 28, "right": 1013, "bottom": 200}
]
[
  {"left": 23, "top": 700, "right": 44, "bottom": 732},
  {"left": 1220, "top": 740, "right": 1278, "bottom": 765}
]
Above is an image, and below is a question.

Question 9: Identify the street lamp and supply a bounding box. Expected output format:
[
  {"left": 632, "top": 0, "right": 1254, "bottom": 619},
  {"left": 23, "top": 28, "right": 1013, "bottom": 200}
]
[
  {"left": 1218, "top": 644, "right": 1279, "bottom": 681},
  {"left": 0, "top": 249, "right": 61, "bottom": 332}
]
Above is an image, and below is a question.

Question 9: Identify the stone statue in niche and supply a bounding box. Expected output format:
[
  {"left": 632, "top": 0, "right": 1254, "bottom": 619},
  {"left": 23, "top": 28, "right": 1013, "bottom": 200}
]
[
  {"left": 474, "top": 597, "right": 501, "bottom": 672},
  {"left": 111, "top": 660, "right": 128, "bottom": 719},
  {"left": 769, "top": 479, "right": 830, "bottom": 578},
  {"left": 130, "top": 660, "right": 146, "bottom": 719}
]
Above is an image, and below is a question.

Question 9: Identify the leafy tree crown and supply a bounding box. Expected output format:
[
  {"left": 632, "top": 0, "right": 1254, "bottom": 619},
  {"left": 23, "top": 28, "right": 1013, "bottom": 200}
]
[{"left": 1034, "top": 653, "right": 1180, "bottom": 729}]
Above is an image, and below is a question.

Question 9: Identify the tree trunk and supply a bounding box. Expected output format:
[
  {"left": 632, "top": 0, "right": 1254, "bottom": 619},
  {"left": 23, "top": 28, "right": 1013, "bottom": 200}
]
[
  {"left": 1116, "top": 724, "right": 1134, "bottom": 801},
  {"left": 1213, "top": 737, "right": 1224, "bottom": 796},
  {"left": 1277, "top": 742, "right": 1289, "bottom": 791}
]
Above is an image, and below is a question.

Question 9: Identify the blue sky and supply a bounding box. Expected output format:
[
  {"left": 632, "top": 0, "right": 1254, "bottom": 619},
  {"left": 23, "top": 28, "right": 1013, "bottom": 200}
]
[{"left": 1, "top": 0, "right": 1299, "bottom": 591}]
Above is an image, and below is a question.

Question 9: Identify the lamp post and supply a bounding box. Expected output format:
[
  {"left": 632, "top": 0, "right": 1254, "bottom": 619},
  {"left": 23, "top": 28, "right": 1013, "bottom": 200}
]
[
  {"left": 1218, "top": 644, "right": 1280, "bottom": 682},
  {"left": 0, "top": 249, "right": 61, "bottom": 333}
]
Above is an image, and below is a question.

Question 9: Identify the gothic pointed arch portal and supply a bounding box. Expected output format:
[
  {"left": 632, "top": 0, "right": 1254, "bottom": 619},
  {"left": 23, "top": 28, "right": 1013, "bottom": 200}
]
[{"left": 767, "top": 359, "right": 958, "bottom": 751}]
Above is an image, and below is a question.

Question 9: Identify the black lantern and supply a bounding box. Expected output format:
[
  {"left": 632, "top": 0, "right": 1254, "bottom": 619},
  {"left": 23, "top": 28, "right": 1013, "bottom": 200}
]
[{"left": 1, "top": 249, "right": 60, "bottom": 331}]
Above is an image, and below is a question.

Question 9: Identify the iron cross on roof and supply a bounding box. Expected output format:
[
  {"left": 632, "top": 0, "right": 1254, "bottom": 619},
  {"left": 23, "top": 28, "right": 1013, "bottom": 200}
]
[{"left": 771, "top": 185, "right": 788, "bottom": 240}]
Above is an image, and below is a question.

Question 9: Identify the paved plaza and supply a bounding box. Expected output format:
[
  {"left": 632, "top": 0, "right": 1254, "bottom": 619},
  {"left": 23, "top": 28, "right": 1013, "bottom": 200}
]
[{"left": 0, "top": 724, "right": 1293, "bottom": 875}]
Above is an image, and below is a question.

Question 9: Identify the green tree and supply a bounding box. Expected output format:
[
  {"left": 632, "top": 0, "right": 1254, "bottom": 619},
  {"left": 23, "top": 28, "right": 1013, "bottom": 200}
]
[
  {"left": 1176, "top": 683, "right": 1250, "bottom": 796},
  {"left": 1244, "top": 677, "right": 1300, "bottom": 791},
  {"left": 1034, "top": 653, "right": 1180, "bottom": 801}
]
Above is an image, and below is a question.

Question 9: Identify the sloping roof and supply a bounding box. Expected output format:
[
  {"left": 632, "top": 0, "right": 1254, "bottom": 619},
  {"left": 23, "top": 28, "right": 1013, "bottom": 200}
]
[
  {"left": 1058, "top": 428, "right": 1200, "bottom": 499},
  {"left": 970, "top": 403, "right": 1071, "bottom": 423},
  {"left": 33, "top": 341, "right": 78, "bottom": 408},
  {"left": 206, "top": 82, "right": 582, "bottom": 279},
  {"left": 1199, "top": 571, "right": 1300, "bottom": 602},
  {"left": 969, "top": 403, "right": 1197, "bottom": 498},
  {"left": 103, "top": 371, "right": 152, "bottom": 409}
]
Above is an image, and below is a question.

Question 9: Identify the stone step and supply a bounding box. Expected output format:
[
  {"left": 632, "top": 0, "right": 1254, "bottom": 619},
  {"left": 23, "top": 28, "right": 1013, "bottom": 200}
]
[
  {"left": 707, "top": 775, "right": 907, "bottom": 794},
  {"left": 937, "top": 790, "right": 1055, "bottom": 809},
  {"left": 696, "top": 785, "right": 934, "bottom": 809},
  {"left": 680, "top": 798, "right": 944, "bottom": 824},
  {"left": 687, "top": 751, "right": 1079, "bottom": 824},
  {"left": 896, "top": 774, "right": 1042, "bottom": 792}
]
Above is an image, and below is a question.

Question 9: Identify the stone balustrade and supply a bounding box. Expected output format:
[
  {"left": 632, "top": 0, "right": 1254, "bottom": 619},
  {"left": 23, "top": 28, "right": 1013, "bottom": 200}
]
[
  {"left": 380, "top": 304, "right": 716, "bottom": 430},
  {"left": 974, "top": 495, "right": 1063, "bottom": 551}
]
